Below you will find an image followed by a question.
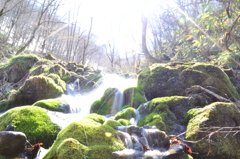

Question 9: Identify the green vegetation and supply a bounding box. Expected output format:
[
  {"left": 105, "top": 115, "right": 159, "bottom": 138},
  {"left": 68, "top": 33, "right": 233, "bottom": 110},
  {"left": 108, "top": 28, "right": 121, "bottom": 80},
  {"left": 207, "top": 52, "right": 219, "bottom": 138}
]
[
  {"left": 185, "top": 102, "right": 240, "bottom": 158},
  {"left": 0, "top": 106, "right": 60, "bottom": 148},
  {"left": 90, "top": 88, "right": 118, "bottom": 115},
  {"left": 123, "top": 87, "right": 147, "bottom": 109},
  {"left": 103, "top": 119, "right": 122, "bottom": 129},
  {"left": 138, "top": 62, "right": 240, "bottom": 101},
  {"left": 44, "top": 114, "right": 124, "bottom": 159},
  {"left": 114, "top": 107, "right": 136, "bottom": 120},
  {"left": 8, "top": 75, "right": 66, "bottom": 106},
  {"left": 117, "top": 119, "right": 131, "bottom": 126},
  {"left": 33, "top": 98, "right": 69, "bottom": 112},
  {"left": 138, "top": 96, "right": 194, "bottom": 132}
]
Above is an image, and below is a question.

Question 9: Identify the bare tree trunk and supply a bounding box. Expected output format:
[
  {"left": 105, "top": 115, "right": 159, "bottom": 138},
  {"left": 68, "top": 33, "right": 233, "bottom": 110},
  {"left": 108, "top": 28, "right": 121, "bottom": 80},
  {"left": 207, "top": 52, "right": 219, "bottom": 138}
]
[
  {"left": 141, "top": 14, "right": 162, "bottom": 63},
  {"left": 16, "top": 0, "right": 56, "bottom": 55},
  {"left": 81, "top": 17, "right": 93, "bottom": 65}
]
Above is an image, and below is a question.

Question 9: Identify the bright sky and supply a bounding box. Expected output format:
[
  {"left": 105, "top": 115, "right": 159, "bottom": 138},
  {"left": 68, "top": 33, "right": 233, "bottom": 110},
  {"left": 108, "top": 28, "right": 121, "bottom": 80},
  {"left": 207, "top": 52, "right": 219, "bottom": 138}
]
[{"left": 59, "top": 0, "right": 166, "bottom": 54}]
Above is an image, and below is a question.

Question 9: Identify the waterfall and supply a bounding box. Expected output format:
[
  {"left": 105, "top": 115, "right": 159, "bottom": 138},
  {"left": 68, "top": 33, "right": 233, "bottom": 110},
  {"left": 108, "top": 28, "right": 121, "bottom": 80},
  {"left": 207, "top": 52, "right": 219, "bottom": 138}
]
[
  {"left": 47, "top": 74, "right": 137, "bottom": 128},
  {"left": 111, "top": 91, "right": 124, "bottom": 114}
]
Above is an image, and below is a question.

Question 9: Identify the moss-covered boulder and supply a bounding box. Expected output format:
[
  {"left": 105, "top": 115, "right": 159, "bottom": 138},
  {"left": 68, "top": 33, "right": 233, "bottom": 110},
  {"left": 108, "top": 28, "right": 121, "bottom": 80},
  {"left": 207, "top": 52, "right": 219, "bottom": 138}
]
[
  {"left": 0, "top": 106, "right": 60, "bottom": 148},
  {"left": 185, "top": 102, "right": 240, "bottom": 159},
  {"left": 123, "top": 87, "right": 147, "bottom": 109},
  {"left": 8, "top": 75, "right": 65, "bottom": 106},
  {"left": 138, "top": 62, "right": 239, "bottom": 101},
  {"left": 55, "top": 138, "right": 88, "bottom": 159},
  {"left": 114, "top": 107, "right": 136, "bottom": 120},
  {"left": 33, "top": 98, "right": 70, "bottom": 113},
  {"left": 49, "top": 64, "right": 72, "bottom": 82},
  {"left": 103, "top": 119, "right": 122, "bottom": 129},
  {"left": 65, "top": 62, "right": 84, "bottom": 73},
  {"left": 84, "top": 72, "right": 103, "bottom": 84},
  {"left": 43, "top": 54, "right": 56, "bottom": 60},
  {"left": 90, "top": 88, "right": 119, "bottom": 115},
  {"left": 117, "top": 119, "right": 131, "bottom": 126},
  {"left": 0, "top": 54, "right": 39, "bottom": 83},
  {"left": 137, "top": 96, "right": 195, "bottom": 133},
  {"left": 43, "top": 114, "right": 125, "bottom": 159}
]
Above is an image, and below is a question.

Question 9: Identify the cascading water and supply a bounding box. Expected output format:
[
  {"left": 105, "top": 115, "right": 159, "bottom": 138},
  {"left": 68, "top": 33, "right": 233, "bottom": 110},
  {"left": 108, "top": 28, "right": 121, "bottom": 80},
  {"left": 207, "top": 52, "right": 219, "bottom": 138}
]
[{"left": 47, "top": 74, "right": 137, "bottom": 128}]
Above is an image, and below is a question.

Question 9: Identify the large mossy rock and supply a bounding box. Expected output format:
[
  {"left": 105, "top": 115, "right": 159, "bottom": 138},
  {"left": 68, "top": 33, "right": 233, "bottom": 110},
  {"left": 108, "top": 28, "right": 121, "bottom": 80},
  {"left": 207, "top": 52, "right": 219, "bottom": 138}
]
[
  {"left": 9, "top": 75, "right": 66, "bottom": 106},
  {"left": 43, "top": 114, "right": 125, "bottom": 159},
  {"left": 137, "top": 96, "right": 195, "bottom": 133},
  {"left": 90, "top": 88, "right": 119, "bottom": 115},
  {"left": 185, "top": 102, "right": 240, "bottom": 159},
  {"left": 49, "top": 64, "right": 72, "bottom": 82},
  {"left": 33, "top": 98, "right": 70, "bottom": 113},
  {"left": 123, "top": 87, "right": 147, "bottom": 109},
  {"left": 114, "top": 107, "right": 136, "bottom": 121},
  {"left": 0, "top": 106, "right": 60, "bottom": 148},
  {"left": 138, "top": 62, "right": 240, "bottom": 101},
  {"left": 0, "top": 54, "right": 39, "bottom": 83}
]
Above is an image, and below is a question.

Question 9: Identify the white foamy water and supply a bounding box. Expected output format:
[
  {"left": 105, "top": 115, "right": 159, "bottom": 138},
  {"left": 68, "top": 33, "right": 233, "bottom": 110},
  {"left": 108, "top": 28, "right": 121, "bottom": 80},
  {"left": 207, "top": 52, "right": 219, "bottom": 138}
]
[{"left": 48, "top": 74, "right": 137, "bottom": 128}]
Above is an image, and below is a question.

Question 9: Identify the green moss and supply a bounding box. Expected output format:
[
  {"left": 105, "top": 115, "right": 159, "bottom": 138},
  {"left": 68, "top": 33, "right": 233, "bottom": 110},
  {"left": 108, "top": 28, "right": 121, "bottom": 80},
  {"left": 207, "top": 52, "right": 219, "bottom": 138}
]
[
  {"left": 43, "top": 114, "right": 124, "bottom": 159},
  {"left": 117, "top": 119, "right": 131, "bottom": 126},
  {"left": 138, "top": 112, "right": 170, "bottom": 131},
  {"left": 43, "top": 54, "right": 56, "bottom": 60},
  {"left": 9, "top": 75, "right": 65, "bottom": 106},
  {"left": 90, "top": 88, "right": 118, "bottom": 115},
  {"left": 56, "top": 138, "right": 87, "bottom": 159},
  {"left": 138, "top": 62, "right": 240, "bottom": 101},
  {"left": 0, "top": 54, "right": 39, "bottom": 83},
  {"left": 137, "top": 96, "right": 195, "bottom": 133},
  {"left": 103, "top": 119, "right": 122, "bottom": 129},
  {"left": 184, "top": 108, "right": 201, "bottom": 124},
  {"left": 0, "top": 106, "right": 60, "bottom": 148},
  {"left": 49, "top": 64, "right": 72, "bottom": 82},
  {"left": 185, "top": 102, "right": 240, "bottom": 159},
  {"left": 114, "top": 107, "right": 136, "bottom": 120},
  {"left": 30, "top": 64, "right": 50, "bottom": 76},
  {"left": 33, "top": 99, "right": 69, "bottom": 112},
  {"left": 47, "top": 73, "right": 66, "bottom": 91},
  {"left": 123, "top": 87, "right": 147, "bottom": 109}
]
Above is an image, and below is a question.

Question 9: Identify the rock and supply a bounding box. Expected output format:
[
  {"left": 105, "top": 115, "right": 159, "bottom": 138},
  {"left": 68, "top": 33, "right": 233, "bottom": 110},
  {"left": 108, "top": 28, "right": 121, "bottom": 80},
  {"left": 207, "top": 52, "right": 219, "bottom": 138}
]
[
  {"left": 0, "top": 106, "right": 60, "bottom": 148},
  {"left": 49, "top": 64, "right": 72, "bottom": 82},
  {"left": 123, "top": 87, "right": 147, "bottom": 109},
  {"left": 33, "top": 98, "right": 70, "bottom": 113},
  {"left": 137, "top": 96, "right": 194, "bottom": 133},
  {"left": 185, "top": 102, "right": 240, "bottom": 159},
  {"left": 90, "top": 88, "right": 119, "bottom": 115},
  {"left": 4, "top": 125, "right": 15, "bottom": 131},
  {"left": 114, "top": 107, "right": 136, "bottom": 120},
  {"left": 42, "top": 54, "right": 56, "bottom": 60},
  {"left": 138, "top": 62, "right": 239, "bottom": 101},
  {"left": 0, "top": 131, "right": 26, "bottom": 158},
  {"left": 8, "top": 75, "right": 65, "bottom": 106},
  {"left": 0, "top": 54, "right": 39, "bottom": 83},
  {"left": 43, "top": 114, "right": 125, "bottom": 159}
]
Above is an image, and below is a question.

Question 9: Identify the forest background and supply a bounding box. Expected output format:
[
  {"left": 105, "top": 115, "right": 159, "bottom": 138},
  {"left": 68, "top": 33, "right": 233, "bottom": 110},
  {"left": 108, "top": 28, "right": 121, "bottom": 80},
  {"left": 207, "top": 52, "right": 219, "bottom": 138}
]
[{"left": 0, "top": 0, "right": 239, "bottom": 73}]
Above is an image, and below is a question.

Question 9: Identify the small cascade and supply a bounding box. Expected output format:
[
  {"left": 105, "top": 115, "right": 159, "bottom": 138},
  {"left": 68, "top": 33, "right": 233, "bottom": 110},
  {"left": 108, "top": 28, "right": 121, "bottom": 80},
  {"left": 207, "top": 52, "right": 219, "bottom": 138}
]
[
  {"left": 48, "top": 74, "right": 137, "bottom": 128},
  {"left": 113, "top": 125, "right": 190, "bottom": 159},
  {"left": 130, "top": 108, "right": 140, "bottom": 125},
  {"left": 66, "top": 78, "right": 80, "bottom": 96},
  {"left": 118, "top": 131, "right": 134, "bottom": 149},
  {"left": 113, "top": 125, "right": 171, "bottom": 159},
  {"left": 111, "top": 91, "right": 124, "bottom": 114}
]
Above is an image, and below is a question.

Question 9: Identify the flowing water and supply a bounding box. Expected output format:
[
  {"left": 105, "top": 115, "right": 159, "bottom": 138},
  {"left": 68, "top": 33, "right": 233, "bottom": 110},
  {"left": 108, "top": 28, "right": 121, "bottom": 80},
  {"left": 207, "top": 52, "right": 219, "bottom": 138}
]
[{"left": 48, "top": 74, "right": 137, "bottom": 128}]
